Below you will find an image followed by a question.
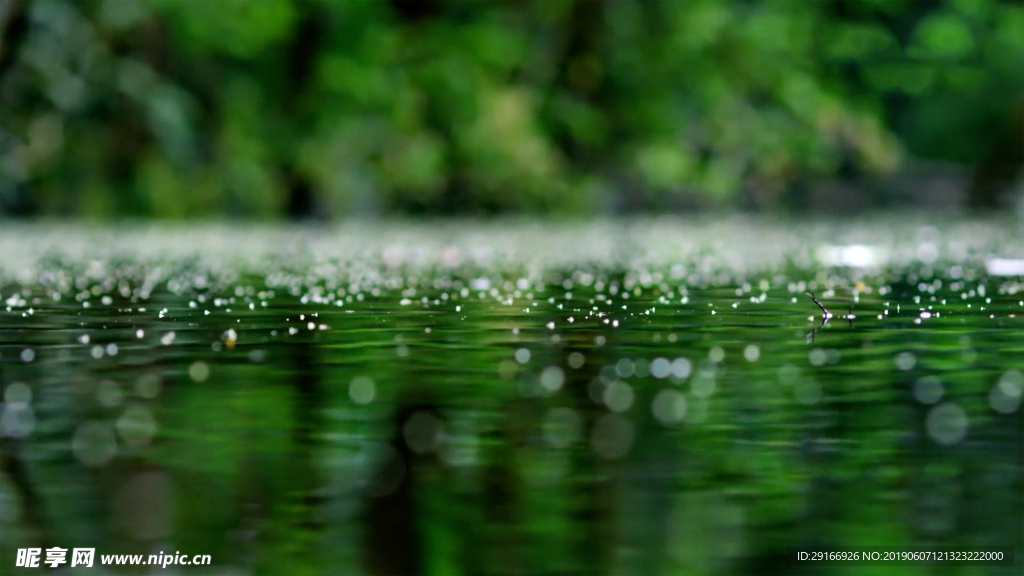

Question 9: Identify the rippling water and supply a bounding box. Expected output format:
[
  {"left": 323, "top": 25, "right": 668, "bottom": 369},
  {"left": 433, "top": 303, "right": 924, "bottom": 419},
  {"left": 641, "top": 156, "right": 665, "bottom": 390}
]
[{"left": 1, "top": 219, "right": 1022, "bottom": 575}]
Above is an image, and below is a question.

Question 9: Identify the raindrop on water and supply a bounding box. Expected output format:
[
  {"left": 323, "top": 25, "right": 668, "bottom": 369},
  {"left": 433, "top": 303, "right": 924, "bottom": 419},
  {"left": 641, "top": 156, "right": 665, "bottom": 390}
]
[
  {"left": 603, "top": 381, "right": 634, "bottom": 412},
  {"left": 116, "top": 404, "right": 158, "bottom": 447},
  {"left": 894, "top": 351, "right": 916, "bottom": 371},
  {"left": 651, "top": 389, "right": 687, "bottom": 426},
  {"left": 926, "top": 403, "right": 968, "bottom": 446},
  {"left": 188, "top": 361, "right": 210, "bottom": 383},
  {"left": 990, "top": 370, "right": 1023, "bottom": 414},
  {"left": 708, "top": 346, "right": 725, "bottom": 362},
  {"left": 1, "top": 404, "right": 35, "bottom": 438},
  {"left": 403, "top": 411, "right": 442, "bottom": 454},
  {"left": 514, "top": 348, "right": 531, "bottom": 364},
  {"left": 650, "top": 357, "right": 671, "bottom": 379},
  {"left": 634, "top": 358, "right": 650, "bottom": 378},
  {"left": 498, "top": 360, "right": 517, "bottom": 379},
  {"left": 989, "top": 385, "right": 1021, "bottom": 414},
  {"left": 913, "top": 376, "right": 943, "bottom": 405},
  {"left": 97, "top": 380, "right": 123, "bottom": 408},
  {"left": 691, "top": 373, "right": 716, "bottom": 399},
  {"left": 615, "top": 358, "right": 634, "bottom": 378},
  {"left": 743, "top": 344, "right": 760, "bottom": 362},
  {"left": 670, "top": 357, "right": 692, "bottom": 380},
  {"left": 3, "top": 382, "right": 31, "bottom": 407},
  {"left": 349, "top": 376, "right": 376, "bottom": 405},
  {"left": 540, "top": 366, "right": 565, "bottom": 393},
  {"left": 997, "top": 370, "right": 1023, "bottom": 398}
]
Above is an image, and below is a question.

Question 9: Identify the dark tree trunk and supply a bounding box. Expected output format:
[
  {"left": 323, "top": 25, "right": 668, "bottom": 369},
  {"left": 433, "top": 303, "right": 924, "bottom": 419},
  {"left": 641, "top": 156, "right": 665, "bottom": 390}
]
[
  {"left": 282, "top": 8, "right": 327, "bottom": 220},
  {"left": 0, "top": 0, "right": 29, "bottom": 80},
  {"left": 969, "top": 98, "right": 1024, "bottom": 211}
]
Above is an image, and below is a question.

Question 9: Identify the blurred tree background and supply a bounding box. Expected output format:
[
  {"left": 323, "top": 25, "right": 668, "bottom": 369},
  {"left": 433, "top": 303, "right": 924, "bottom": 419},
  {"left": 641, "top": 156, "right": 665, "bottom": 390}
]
[{"left": 0, "top": 0, "right": 1021, "bottom": 219}]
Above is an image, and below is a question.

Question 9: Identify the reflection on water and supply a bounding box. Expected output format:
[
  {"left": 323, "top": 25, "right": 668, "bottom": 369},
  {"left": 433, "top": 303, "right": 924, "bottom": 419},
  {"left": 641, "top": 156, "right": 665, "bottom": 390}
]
[{"left": 1, "top": 221, "right": 1022, "bottom": 575}]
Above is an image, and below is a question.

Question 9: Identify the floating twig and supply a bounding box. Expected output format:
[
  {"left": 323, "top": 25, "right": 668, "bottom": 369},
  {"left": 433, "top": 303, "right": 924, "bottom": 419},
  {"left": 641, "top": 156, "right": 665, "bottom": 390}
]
[
  {"left": 804, "top": 293, "right": 856, "bottom": 342},
  {"left": 804, "top": 291, "right": 835, "bottom": 343},
  {"left": 805, "top": 292, "right": 832, "bottom": 319},
  {"left": 806, "top": 313, "right": 829, "bottom": 343}
]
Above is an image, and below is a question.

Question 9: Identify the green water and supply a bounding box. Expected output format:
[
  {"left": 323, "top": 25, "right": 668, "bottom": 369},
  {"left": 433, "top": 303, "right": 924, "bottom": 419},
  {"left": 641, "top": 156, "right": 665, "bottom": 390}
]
[{"left": 1, "top": 221, "right": 1022, "bottom": 575}]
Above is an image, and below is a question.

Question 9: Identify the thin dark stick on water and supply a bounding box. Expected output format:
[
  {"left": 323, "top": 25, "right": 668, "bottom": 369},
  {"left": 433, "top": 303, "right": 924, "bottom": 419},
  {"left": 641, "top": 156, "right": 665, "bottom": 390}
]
[
  {"left": 803, "top": 293, "right": 854, "bottom": 342},
  {"left": 805, "top": 292, "right": 832, "bottom": 318}
]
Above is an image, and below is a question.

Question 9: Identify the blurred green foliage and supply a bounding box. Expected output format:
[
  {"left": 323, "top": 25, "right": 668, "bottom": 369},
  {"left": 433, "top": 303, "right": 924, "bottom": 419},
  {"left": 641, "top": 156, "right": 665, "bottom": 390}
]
[{"left": 0, "top": 0, "right": 1021, "bottom": 218}]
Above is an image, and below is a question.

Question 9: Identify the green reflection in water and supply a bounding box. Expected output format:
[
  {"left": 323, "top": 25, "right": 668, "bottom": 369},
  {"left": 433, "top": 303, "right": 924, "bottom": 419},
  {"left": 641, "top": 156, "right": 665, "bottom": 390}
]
[{"left": 1, "top": 223, "right": 1022, "bottom": 575}]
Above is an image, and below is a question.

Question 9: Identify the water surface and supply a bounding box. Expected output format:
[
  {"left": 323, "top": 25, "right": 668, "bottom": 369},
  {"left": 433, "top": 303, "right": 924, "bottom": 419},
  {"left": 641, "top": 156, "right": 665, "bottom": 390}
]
[{"left": 1, "top": 219, "right": 1022, "bottom": 575}]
